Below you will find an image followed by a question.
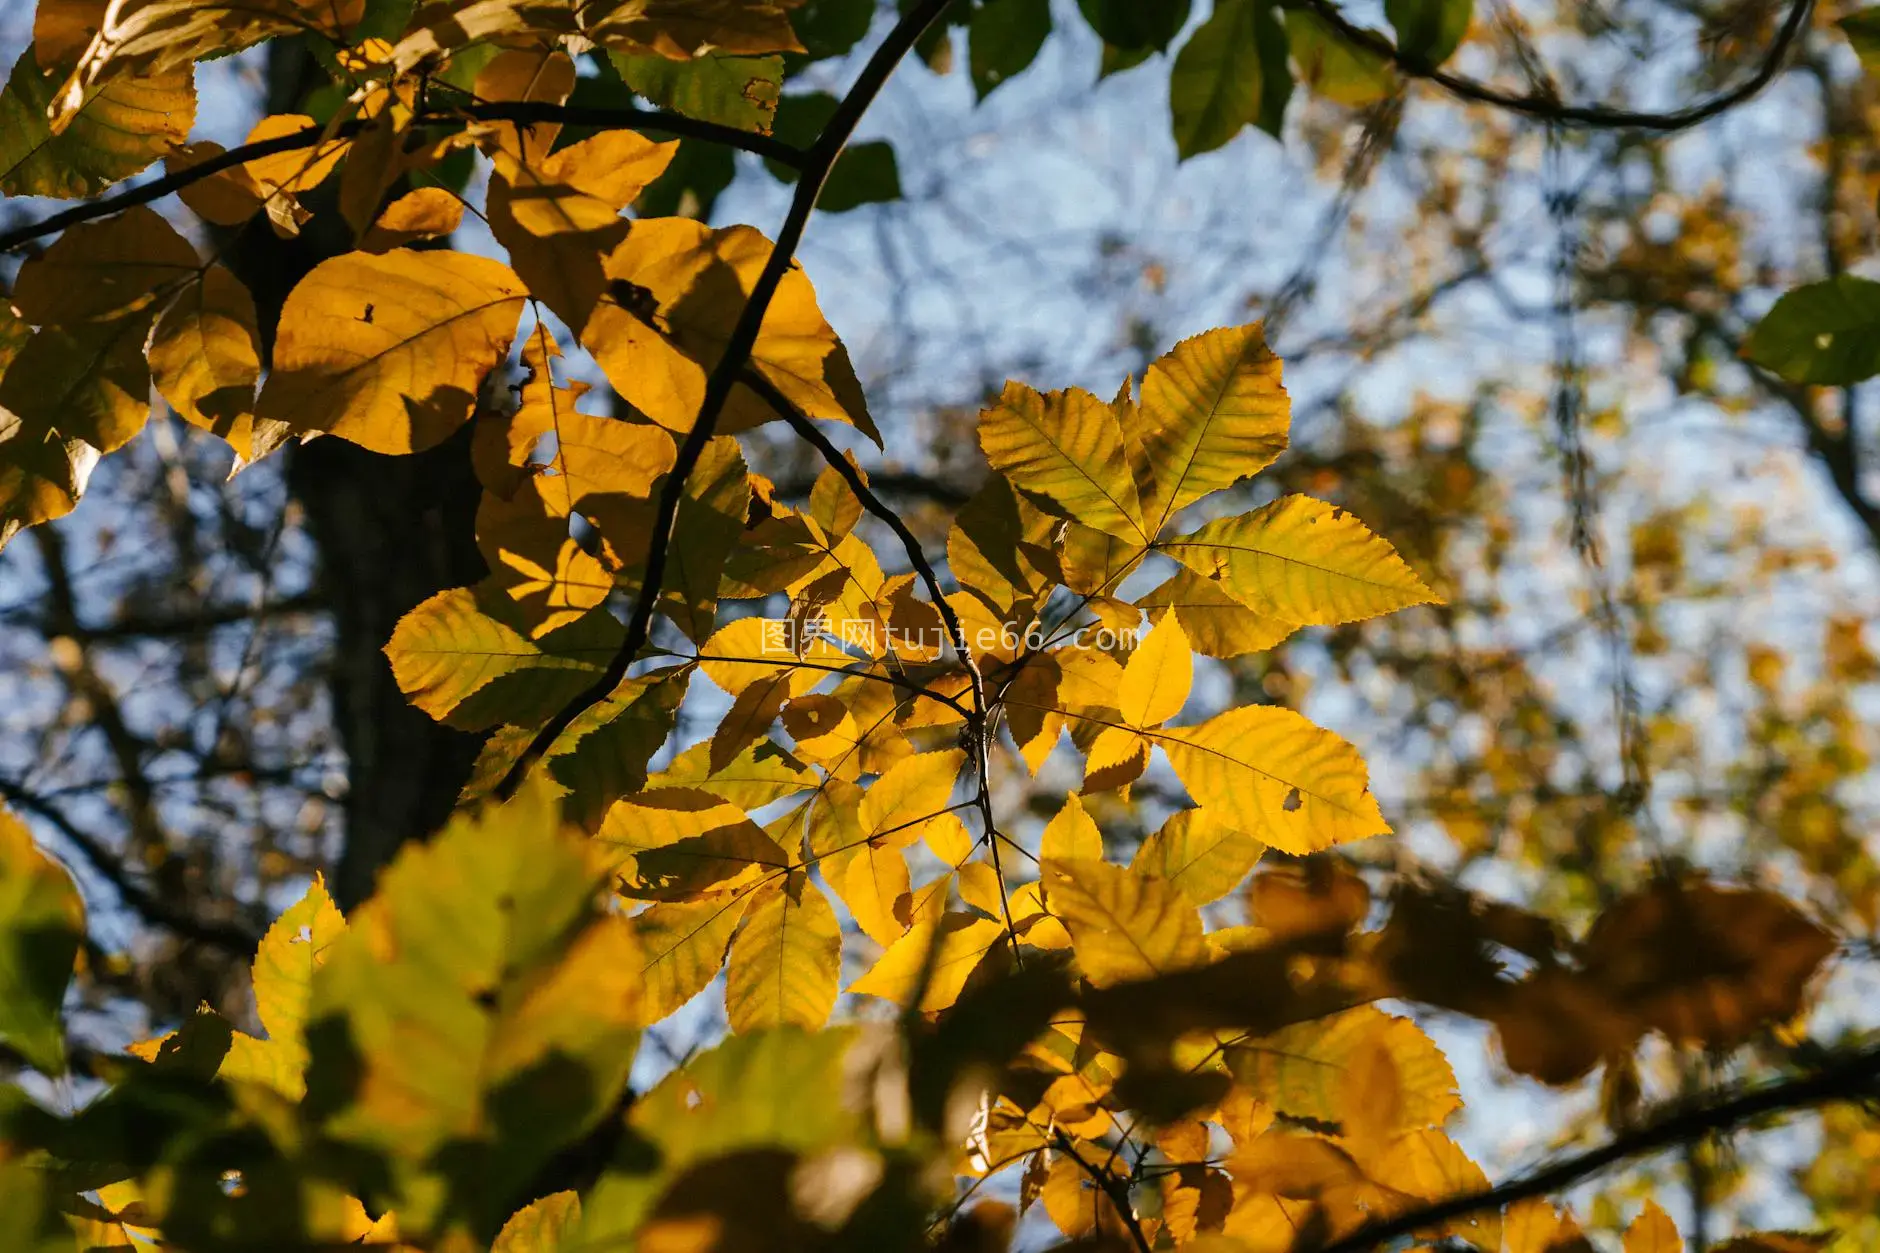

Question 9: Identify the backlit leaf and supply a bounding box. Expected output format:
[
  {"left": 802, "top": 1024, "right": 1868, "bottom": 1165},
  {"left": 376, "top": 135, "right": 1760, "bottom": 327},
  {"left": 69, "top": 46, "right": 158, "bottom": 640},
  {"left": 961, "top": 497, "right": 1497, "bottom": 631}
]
[
  {"left": 1160, "top": 705, "right": 1390, "bottom": 852},
  {"left": 1386, "top": 0, "right": 1472, "bottom": 66},
  {"left": 255, "top": 248, "right": 528, "bottom": 454},
  {"left": 858, "top": 748, "right": 965, "bottom": 846},
  {"left": 1624, "top": 1201, "right": 1680, "bottom": 1253},
  {"left": 0, "top": 806, "right": 83, "bottom": 1074},
  {"left": 585, "top": 218, "right": 876, "bottom": 440},
  {"left": 598, "top": 788, "right": 790, "bottom": 901},
  {"left": 149, "top": 265, "right": 272, "bottom": 460},
  {"left": 1137, "top": 323, "right": 1290, "bottom": 530},
  {"left": 1041, "top": 793, "right": 1103, "bottom": 862},
  {"left": 1118, "top": 614, "right": 1193, "bottom": 727},
  {"left": 0, "top": 46, "right": 194, "bottom": 198},
  {"left": 978, "top": 381, "right": 1146, "bottom": 542},
  {"left": 1138, "top": 566, "right": 1297, "bottom": 658},
  {"left": 1744, "top": 275, "right": 1880, "bottom": 385},
  {"left": 629, "top": 895, "right": 748, "bottom": 1024},
  {"left": 850, "top": 912, "right": 1006, "bottom": 1012},
  {"left": 304, "top": 783, "right": 641, "bottom": 1236},
  {"left": 1164, "top": 494, "right": 1439, "bottom": 626},
  {"left": 1131, "top": 808, "right": 1263, "bottom": 904},
  {"left": 12, "top": 206, "right": 200, "bottom": 325},
  {"left": 1041, "top": 857, "right": 1206, "bottom": 986},
  {"left": 361, "top": 187, "right": 466, "bottom": 252},
  {"left": 725, "top": 872, "right": 841, "bottom": 1031},
  {"left": 613, "top": 50, "right": 783, "bottom": 132}
]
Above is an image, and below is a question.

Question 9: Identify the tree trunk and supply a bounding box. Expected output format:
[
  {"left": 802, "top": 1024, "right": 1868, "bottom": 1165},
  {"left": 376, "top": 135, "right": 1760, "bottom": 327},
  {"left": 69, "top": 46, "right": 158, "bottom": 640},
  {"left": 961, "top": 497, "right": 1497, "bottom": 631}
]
[{"left": 223, "top": 42, "right": 489, "bottom": 911}]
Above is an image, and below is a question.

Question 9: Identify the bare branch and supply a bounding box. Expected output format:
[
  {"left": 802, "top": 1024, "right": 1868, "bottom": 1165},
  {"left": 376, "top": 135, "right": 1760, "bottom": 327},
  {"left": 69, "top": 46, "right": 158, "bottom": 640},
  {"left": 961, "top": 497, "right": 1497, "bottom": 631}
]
[{"left": 1294, "top": 0, "right": 1812, "bottom": 133}]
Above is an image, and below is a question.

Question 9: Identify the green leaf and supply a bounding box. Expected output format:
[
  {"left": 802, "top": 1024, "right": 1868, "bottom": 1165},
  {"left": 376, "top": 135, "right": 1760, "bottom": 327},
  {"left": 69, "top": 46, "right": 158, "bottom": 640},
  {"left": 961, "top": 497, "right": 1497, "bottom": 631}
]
[
  {"left": 1285, "top": 9, "right": 1397, "bottom": 106},
  {"left": 0, "top": 807, "right": 83, "bottom": 1075},
  {"left": 0, "top": 46, "right": 195, "bottom": 198},
  {"left": 791, "top": 0, "right": 878, "bottom": 61},
  {"left": 1386, "top": 0, "right": 1472, "bottom": 67},
  {"left": 1078, "top": 0, "right": 1190, "bottom": 50},
  {"left": 612, "top": 50, "right": 782, "bottom": 132},
  {"left": 304, "top": 781, "right": 642, "bottom": 1238},
  {"left": 1169, "top": 0, "right": 1289, "bottom": 158},
  {"left": 580, "top": 1028, "right": 865, "bottom": 1243},
  {"left": 970, "top": 0, "right": 1052, "bottom": 99},
  {"left": 1743, "top": 276, "right": 1880, "bottom": 385},
  {"left": 765, "top": 91, "right": 902, "bottom": 210},
  {"left": 494, "top": 1191, "right": 581, "bottom": 1252}
]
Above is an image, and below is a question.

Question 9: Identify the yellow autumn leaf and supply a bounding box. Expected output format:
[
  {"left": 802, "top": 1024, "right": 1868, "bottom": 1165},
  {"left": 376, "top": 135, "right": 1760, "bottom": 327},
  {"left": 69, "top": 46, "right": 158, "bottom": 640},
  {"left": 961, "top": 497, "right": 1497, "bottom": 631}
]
[
  {"left": 1041, "top": 858, "right": 1206, "bottom": 986},
  {"left": 1503, "top": 1200, "right": 1590, "bottom": 1253},
  {"left": 1360, "top": 1129, "right": 1497, "bottom": 1249},
  {"left": 385, "top": 587, "right": 621, "bottom": 729},
  {"left": 221, "top": 875, "right": 345, "bottom": 1099},
  {"left": 496, "top": 130, "right": 677, "bottom": 236},
  {"left": 978, "top": 381, "right": 1147, "bottom": 542},
  {"left": 0, "top": 313, "right": 155, "bottom": 456},
  {"left": 1138, "top": 567, "right": 1297, "bottom": 658},
  {"left": 724, "top": 873, "right": 841, "bottom": 1031},
  {"left": 585, "top": 218, "right": 876, "bottom": 440},
  {"left": 255, "top": 249, "right": 527, "bottom": 453},
  {"left": 598, "top": 788, "right": 791, "bottom": 901},
  {"left": 1159, "top": 705, "right": 1391, "bottom": 852},
  {"left": 1227, "top": 1007, "right": 1458, "bottom": 1142},
  {"left": 1163, "top": 494, "right": 1439, "bottom": 626},
  {"left": 0, "top": 305, "right": 88, "bottom": 549},
  {"left": 0, "top": 47, "right": 194, "bottom": 198},
  {"left": 148, "top": 266, "right": 277, "bottom": 460},
  {"left": 826, "top": 841, "right": 911, "bottom": 947},
  {"left": 1136, "top": 323, "right": 1290, "bottom": 531},
  {"left": 12, "top": 206, "right": 200, "bottom": 325},
  {"left": 628, "top": 895, "right": 747, "bottom": 1025},
  {"left": 1041, "top": 793, "right": 1103, "bottom": 862},
  {"left": 581, "top": 0, "right": 805, "bottom": 59},
  {"left": 494, "top": 1191, "right": 582, "bottom": 1252},
  {"left": 1119, "top": 614, "right": 1194, "bottom": 728},
  {"left": 857, "top": 748, "right": 965, "bottom": 846},
  {"left": 1130, "top": 808, "right": 1263, "bottom": 905},
  {"left": 1082, "top": 724, "right": 1149, "bottom": 794},
  {"left": 1624, "top": 1201, "right": 1681, "bottom": 1253},
  {"left": 56, "top": 0, "right": 359, "bottom": 107},
  {"left": 360, "top": 187, "right": 465, "bottom": 252},
  {"left": 849, "top": 912, "right": 1006, "bottom": 1012}
]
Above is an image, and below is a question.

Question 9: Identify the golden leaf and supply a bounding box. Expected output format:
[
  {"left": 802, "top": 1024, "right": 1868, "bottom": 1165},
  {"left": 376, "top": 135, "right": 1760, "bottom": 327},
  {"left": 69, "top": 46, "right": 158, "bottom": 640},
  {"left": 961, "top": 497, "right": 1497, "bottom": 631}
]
[
  {"left": 1118, "top": 614, "right": 1193, "bottom": 728},
  {"left": 360, "top": 187, "right": 466, "bottom": 252},
  {"left": 256, "top": 249, "right": 527, "bottom": 453},
  {"left": 1131, "top": 808, "right": 1263, "bottom": 905},
  {"left": 725, "top": 872, "right": 840, "bottom": 1031},
  {"left": 149, "top": 265, "right": 276, "bottom": 461},
  {"left": 1160, "top": 706, "right": 1390, "bottom": 853},
  {"left": 857, "top": 748, "right": 965, "bottom": 846},
  {"left": 849, "top": 912, "right": 1006, "bottom": 1012},
  {"left": 1623, "top": 1201, "right": 1680, "bottom": 1253},
  {"left": 1138, "top": 567, "right": 1296, "bottom": 658},
  {"left": 1136, "top": 323, "right": 1290, "bottom": 531},
  {"left": 978, "top": 381, "right": 1147, "bottom": 542},
  {"left": 0, "top": 46, "right": 194, "bottom": 198},
  {"left": 1163, "top": 494, "right": 1439, "bottom": 626},
  {"left": 629, "top": 896, "right": 747, "bottom": 1024},
  {"left": 1041, "top": 793, "right": 1103, "bottom": 862},
  {"left": 1041, "top": 858, "right": 1206, "bottom": 986},
  {"left": 12, "top": 206, "right": 200, "bottom": 325},
  {"left": 598, "top": 788, "right": 790, "bottom": 901},
  {"left": 586, "top": 218, "right": 876, "bottom": 440}
]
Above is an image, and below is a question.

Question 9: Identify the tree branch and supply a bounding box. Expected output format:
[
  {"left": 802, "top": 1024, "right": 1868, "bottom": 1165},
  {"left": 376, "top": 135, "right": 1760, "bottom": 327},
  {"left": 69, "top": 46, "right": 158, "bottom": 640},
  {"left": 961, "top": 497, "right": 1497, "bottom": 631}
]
[
  {"left": 1316, "top": 1040, "right": 1880, "bottom": 1253},
  {"left": 0, "top": 777, "right": 262, "bottom": 955},
  {"left": 0, "top": 102, "right": 806, "bottom": 257},
  {"left": 1295, "top": 0, "right": 1811, "bottom": 133},
  {"left": 496, "top": 0, "right": 958, "bottom": 799}
]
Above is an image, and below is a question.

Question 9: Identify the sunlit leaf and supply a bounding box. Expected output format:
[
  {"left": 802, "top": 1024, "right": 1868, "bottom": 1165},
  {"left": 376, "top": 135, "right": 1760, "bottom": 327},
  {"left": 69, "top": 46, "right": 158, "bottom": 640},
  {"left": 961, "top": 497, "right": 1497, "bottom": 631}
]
[
  {"left": 850, "top": 912, "right": 1006, "bottom": 1012},
  {"left": 1041, "top": 793, "right": 1103, "bottom": 862},
  {"left": 1118, "top": 614, "right": 1193, "bottom": 727},
  {"left": 978, "top": 381, "right": 1146, "bottom": 542},
  {"left": 629, "top": 895, "right": 748, "bottom": 1024},
  {"left": 725, "top": 872, "right": 841, "bottom": 1031},
  {"left": 1161, "top": 705, "right": 1390, "bottom": 852},
  {"left": 255, "top": 248, "right": 528, "bottom": 454},
  {"left": 0, "top": 46, "right": 194, "bottom": 198},
  {"left": 1163, "top": 494, "right": 1439, "bottom": 627},
  {"left": 0, "top": 806, "right": 83, "bottom": 1074},
  {"left": 1136, "top": 322, "right": 1290, "bottom": 530},
  {"left": 1042, "top": 857, "right": 1206, "bottom": 986},
  {"left": 1131, "top": 808, "right": 1263, "bottom": 904}
]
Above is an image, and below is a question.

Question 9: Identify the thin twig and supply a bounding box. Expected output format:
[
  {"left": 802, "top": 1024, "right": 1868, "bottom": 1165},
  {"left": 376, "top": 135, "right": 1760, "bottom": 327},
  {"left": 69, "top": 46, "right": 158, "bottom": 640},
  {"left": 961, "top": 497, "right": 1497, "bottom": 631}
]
[
  {"left": 1314, "top": 1042, "right": 1880, "bottom": 1253},
  {"left": 496, "top": 0, "right": 957, "bottom": 800},
  {"left": 1294, "top": 0, "right": 1811, "bottom": 133},
  {"left": 740, "top": 368, "right": 1023, "bottom": 961},
  {"left": 1051, "top": 1129, "right": 1153, "bottom": 1253}
]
